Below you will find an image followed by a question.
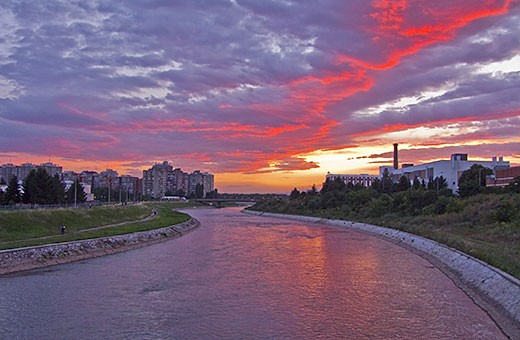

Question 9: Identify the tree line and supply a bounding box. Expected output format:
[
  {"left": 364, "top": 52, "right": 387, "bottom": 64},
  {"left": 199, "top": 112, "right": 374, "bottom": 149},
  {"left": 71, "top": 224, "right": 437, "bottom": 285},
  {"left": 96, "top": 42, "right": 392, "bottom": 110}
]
[
  {"left": 0, "top": 168, "right": 86, "bottom": 206},
  {"left": 254, "top": 164, "right": 520, "bottom": 221}
]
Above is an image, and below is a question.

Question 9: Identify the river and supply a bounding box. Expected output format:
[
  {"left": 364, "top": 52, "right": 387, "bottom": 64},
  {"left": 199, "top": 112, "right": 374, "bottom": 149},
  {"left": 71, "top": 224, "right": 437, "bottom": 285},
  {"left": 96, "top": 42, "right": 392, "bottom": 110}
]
[{"left": 0, "top": 207, "right": 506, "bottom": 339}]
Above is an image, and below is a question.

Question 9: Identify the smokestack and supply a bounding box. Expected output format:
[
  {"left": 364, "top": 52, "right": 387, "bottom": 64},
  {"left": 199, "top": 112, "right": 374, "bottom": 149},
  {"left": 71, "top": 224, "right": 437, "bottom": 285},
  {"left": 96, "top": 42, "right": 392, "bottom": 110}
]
[{"left": 393, "top": 143, "right": 399, "bottom": 169}]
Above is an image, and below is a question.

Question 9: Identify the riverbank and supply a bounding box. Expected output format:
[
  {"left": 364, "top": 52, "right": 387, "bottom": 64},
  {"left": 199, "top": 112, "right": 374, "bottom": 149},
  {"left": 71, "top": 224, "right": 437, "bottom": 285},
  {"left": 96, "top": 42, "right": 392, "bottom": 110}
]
[
  {"left": 243, "top": 210, "right": 520, "bottom": 337},
  {"left": 0, "top": 202, "right": 197, "bottom": 250},
  {"left": 0, "top": 217, "right": 200, "bottom": 276}
]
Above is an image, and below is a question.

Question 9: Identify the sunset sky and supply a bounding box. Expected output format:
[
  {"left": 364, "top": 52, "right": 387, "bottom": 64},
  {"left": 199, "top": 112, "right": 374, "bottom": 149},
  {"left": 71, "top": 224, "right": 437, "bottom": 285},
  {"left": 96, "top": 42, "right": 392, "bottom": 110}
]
[{"left": 1, "top": 1, "right": 519, "bottom": 193}]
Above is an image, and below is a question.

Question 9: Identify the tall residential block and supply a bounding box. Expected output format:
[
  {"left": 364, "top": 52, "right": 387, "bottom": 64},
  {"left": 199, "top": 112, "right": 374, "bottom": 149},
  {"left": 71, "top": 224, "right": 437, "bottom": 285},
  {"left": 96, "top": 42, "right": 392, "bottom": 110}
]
[
  {"left": 0, "top": 162, "right": 62, "bottom": 182},
  {"left": 142, "top": 162, "right": 214, "bottom": 199},
  {"left": 142, "top": 161, "right": 173, "bottom": 199},
  {"left": 188, "top": 170, "right": 214, "bottom": 197}
]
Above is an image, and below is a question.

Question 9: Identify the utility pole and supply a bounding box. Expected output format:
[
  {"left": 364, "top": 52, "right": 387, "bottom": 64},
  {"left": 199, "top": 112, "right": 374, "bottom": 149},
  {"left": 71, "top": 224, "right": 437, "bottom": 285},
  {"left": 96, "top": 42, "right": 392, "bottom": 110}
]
[{"left": 74, "top": 179, "right": 77, "bottom": 208}]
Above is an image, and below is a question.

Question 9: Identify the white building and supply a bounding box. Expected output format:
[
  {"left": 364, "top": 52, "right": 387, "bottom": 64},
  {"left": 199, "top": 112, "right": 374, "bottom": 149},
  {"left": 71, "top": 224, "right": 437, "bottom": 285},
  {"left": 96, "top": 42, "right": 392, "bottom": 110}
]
[
  {"left": 325, "top": 173, "right": 379, "bottom": 187},
  {"left": 382, "top": 154, "right": 510, "bottom": 192}
]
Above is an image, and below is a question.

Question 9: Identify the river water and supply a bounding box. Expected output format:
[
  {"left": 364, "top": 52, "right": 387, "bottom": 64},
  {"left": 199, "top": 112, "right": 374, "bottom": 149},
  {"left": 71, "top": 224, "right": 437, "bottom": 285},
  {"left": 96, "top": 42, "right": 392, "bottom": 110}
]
[{"left": 0, "top": 207, "right": 506, "bottom": 339}]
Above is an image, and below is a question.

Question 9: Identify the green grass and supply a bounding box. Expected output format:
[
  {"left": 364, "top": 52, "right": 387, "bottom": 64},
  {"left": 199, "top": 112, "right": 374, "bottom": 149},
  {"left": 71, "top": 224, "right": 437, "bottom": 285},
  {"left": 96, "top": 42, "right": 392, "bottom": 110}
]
[{"left": 0, "top": 202, "right": 197, "bottom": 250}]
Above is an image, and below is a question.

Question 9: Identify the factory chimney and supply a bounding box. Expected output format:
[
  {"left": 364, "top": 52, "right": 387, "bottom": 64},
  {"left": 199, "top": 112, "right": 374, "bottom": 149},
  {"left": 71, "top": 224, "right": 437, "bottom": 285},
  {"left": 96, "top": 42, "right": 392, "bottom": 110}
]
[{"left": 393, "top": 143, "right": 399, "bottom": 169}]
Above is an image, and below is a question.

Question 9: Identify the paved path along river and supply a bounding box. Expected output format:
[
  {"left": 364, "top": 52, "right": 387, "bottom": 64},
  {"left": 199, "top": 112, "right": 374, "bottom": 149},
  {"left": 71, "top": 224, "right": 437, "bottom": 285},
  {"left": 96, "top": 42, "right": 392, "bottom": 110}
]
[{"left": 0, "top": 207, "right": 507, "bottom": 339}]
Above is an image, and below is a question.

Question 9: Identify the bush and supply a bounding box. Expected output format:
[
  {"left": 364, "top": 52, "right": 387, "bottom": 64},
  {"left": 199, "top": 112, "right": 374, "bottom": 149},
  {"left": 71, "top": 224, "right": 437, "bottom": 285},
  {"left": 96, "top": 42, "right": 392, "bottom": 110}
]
[{"left": 366, "top": 194, "right": 393, "bottom": 217}]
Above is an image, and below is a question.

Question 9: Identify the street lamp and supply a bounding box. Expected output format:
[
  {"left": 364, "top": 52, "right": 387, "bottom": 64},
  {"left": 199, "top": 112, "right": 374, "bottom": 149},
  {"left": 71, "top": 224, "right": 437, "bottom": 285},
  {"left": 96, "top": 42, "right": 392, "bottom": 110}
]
[{"left": 74, "top": 179, "right": 77, "bottom": 208}]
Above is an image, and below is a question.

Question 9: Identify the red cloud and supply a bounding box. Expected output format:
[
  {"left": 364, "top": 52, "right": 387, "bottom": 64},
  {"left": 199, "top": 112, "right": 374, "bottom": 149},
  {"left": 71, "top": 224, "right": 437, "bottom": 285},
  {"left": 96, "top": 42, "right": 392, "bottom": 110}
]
[{"left": 338, "top": 0, "right": 511, "bottom": 70}]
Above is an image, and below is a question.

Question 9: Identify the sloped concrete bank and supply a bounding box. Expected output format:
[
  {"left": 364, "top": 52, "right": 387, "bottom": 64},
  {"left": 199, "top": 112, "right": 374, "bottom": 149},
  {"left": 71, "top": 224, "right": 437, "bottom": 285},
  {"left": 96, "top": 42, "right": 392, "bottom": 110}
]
[
  {"left": 0, "top": 218, "right": 200, "bottom": 276},
  {"left": 244, "top": 210, "right": 520, "bottom": 334}
]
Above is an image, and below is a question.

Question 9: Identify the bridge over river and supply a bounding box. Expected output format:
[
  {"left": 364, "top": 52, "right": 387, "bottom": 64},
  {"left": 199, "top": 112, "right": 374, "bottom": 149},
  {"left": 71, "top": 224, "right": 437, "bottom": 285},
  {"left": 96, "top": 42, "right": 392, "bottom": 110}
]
[
  {"left": 0, "top": 207, "right": 511, "bottom": 339},
  {"left": 194, "top": 198, "right": 257, "bottom": 207}
]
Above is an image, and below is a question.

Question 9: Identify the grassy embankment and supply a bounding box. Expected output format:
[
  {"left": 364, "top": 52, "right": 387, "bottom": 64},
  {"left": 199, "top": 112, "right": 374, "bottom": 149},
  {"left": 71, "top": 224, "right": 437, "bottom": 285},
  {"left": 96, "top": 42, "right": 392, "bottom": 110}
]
[
  {"left": 250, "top": 193, "right": 520, "bottom": 279},
  {"left": 0, "top": 202, "right": 198, "bottom": 250}
]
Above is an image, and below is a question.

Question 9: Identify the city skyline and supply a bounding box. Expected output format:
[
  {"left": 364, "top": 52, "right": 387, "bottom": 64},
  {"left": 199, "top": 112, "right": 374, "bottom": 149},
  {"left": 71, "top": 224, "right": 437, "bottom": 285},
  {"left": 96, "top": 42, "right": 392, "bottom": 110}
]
[{"left": 1, "top": 1, "right": 519, "bottom": 193}]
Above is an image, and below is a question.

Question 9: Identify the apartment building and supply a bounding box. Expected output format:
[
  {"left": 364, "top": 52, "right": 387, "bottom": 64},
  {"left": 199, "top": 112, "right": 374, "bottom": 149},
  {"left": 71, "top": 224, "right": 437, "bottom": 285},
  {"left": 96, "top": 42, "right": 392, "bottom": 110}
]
[
  {"left": 188, "top": 170, "right": 214, "bottom": 197},
  {"left": 0, "top": 162, "right": 62, "bottom": 182},
  {"left": 142, "top": 162, "right": 214, "bottom": 199},
  {"left": 97, "top": 169, "right": 119, "bottom": 189},
  {"left": 142, "top": 161, "right": 173, "bottom": 199}
]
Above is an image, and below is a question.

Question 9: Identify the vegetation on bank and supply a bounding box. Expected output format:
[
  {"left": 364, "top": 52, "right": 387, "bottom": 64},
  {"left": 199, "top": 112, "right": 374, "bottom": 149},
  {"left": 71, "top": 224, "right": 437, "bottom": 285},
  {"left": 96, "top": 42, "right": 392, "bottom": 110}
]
[
  {"left": 0, "top": 202, "right": 196, "bottom": 250},
  {"left": 249, "top": 166, "right": 520, "bottom": 279}
]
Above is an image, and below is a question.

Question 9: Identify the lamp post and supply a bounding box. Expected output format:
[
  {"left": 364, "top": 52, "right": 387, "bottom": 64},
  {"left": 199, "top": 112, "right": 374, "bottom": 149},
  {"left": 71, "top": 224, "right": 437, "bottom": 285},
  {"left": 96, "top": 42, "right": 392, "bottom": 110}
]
[{"left": 74, "top": 179, "right": 77, "bottom": 208}]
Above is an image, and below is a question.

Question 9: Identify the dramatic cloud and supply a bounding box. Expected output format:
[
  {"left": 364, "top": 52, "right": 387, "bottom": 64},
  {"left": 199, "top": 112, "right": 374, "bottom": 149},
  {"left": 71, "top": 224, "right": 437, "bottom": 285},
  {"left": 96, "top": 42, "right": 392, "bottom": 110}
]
[{"left": 0, "top": 0, "right": 518, "bottom": 192}]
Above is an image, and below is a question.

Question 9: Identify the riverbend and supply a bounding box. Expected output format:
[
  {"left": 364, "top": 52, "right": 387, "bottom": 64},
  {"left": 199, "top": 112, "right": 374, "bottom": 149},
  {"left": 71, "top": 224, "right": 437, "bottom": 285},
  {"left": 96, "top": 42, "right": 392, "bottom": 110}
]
[{"left": 0, "top": 208, "right": 508, "bottom": 339}]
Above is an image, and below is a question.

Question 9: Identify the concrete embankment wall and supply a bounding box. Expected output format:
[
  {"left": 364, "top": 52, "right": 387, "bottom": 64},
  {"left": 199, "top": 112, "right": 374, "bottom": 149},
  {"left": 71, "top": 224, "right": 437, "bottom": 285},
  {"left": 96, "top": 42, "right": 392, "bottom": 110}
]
[
  {"left": 0, "top": 218, "right": 199, "bottom": 275},
  {"left": 243, "top": 210, "right": 520, "bottom": 326}
]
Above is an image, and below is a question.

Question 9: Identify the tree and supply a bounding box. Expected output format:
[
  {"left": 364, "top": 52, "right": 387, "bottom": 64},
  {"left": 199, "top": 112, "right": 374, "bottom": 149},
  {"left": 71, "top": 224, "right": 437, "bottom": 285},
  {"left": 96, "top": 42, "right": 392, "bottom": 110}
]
[
  {"left": 23, "top": 169, "right": 57, "bottom": 204},
  {"left": 205, "top": 189, "right": 218, "bottom": 199},
  {"left": 51, "top": 174, "right": 65, "bottom": 204},
  {"left": 381, "top": 168, "right": 393, "bottom": 194},
  {"left": 427, "top": 176, "right": 435, "bottom": 191},
  {"left": 321, "top": 177, "right": 346, "bottom": 194},
  {"left": 397, "top": 176, "right": 411, "bottom": 192},
  {"left": 508, "top": 176, "right": 520, "bottom": 193},
  {"left": 174, "top": 189, "right": 186, "bottom": 197},
  {"left": 195, "top": 183, "right": 204, "bottom": 198},
  {"left": 371, "top": 178, "right": 381, "bottom": 192},
  {"left": 5, "top": 176, "right": 22, "bottom": 204},
  {"left": 307, "top": 184, "right": 319, "bottom": 196},
  {"left": 412, "top": 177, "right": 421, "bottom": 190},
  {"left": 458, "top": 165, "right": 492, "bottom": 197},
  {"left": 427, "top": 176, "right": 448, "bottom": 193},
  {"left": 289, "top": 188, "right": 301, "bottom": 200},
  {"left": 65, "top": 179, "right": 86, "bottom": 205},
  {"left": 93, "top": 187, "right": 109, "bottom": 202}
]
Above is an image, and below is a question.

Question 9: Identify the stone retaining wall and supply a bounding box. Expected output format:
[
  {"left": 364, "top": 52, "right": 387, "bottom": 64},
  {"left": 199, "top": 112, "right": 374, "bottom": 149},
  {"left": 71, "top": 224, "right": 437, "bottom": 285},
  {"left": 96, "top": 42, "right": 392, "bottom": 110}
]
[
  {"left": 0, "top": 218, "right": 199, "bottom": 275},
  {"left": 243, "top": 210, "right": 520, "bottom": 327}
]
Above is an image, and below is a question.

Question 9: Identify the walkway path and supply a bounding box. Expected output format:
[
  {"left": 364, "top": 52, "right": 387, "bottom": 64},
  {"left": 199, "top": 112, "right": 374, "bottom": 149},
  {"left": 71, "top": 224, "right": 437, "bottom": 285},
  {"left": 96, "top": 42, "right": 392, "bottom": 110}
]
[{"left": 0, "top": 212, "right": 157, "bottom": 247}]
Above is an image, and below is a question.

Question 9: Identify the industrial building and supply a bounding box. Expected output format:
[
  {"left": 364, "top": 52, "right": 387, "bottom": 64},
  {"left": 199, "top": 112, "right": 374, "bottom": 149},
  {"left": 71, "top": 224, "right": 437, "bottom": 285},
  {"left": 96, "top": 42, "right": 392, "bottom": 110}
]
[
  {"left": 325, "top": 173, "right": 379, "bottom": 187},
  {"left": 380, "top": 144, "right": 510, "bottom": 193},
  {"left": 486, "top": 166, "right": 520, "bottom": 187}
]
